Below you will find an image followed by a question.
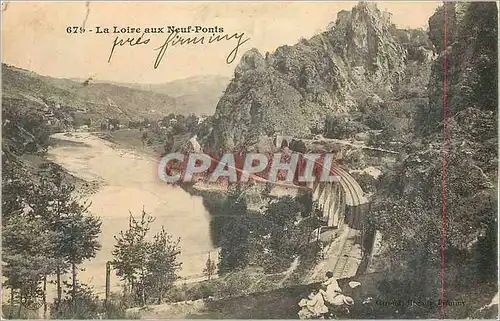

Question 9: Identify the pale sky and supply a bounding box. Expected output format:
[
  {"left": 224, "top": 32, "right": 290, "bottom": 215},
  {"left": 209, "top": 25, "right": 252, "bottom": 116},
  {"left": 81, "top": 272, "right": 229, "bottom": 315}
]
[{"left": 2, "top": 1, "right": 441, "bottom": 83}]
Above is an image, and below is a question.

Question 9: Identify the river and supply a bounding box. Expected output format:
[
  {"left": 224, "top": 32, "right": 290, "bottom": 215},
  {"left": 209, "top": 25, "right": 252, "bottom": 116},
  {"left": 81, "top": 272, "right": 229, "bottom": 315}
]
[{"left": 46, "top": 132, "right": 216, "bottom": 296}]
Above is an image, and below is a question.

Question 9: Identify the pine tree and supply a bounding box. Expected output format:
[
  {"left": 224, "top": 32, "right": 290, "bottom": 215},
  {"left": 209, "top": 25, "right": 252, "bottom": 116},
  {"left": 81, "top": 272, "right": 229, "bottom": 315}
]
[
  {"left": 203, "top": 252, "right": 216, "bottom": 281},
  {"left": 2, "top": 163, "right": 58, "bottom": 318},
  {"left": 112, "top": 208, "right": 182, "bottom": 306},
  {"left": 33, "top": 166, "right": 102, "bottom": 314},
  {"left": 2, "top": 215, "right": 56, "bottom": 318},
  {"left": 55, "top": 200, "right": 101, "bottom": 311},
  {"left": 144, "top": 227, "right": 181, "bottom": 304},
  {"left": 111, "top": 208, "right": 154, "bottom": 305}
]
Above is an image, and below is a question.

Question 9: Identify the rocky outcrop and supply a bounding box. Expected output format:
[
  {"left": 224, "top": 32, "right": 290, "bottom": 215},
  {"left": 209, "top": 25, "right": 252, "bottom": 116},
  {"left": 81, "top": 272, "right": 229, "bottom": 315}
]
[
  {"left": 368, "top": 4, "right": 497, "bottom": 318},
  {"left": 426, "top": 2, "right": 497, "bottom": 129},
  {"left": 210, "top": 3, "right": 407, "bottom": 153}
]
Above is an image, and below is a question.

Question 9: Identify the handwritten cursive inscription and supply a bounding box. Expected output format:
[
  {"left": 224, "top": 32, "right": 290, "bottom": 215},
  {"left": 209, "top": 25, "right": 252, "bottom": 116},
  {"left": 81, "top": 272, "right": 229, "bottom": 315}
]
[
  {"left": 107, "top": 29, "right": 250, "bottom": 68},
  {"left": 153, "top": 31, "right": 250, "bottom": 68},
  {"left": 108, "top": 32, "right": 151, "bottom": 63}
]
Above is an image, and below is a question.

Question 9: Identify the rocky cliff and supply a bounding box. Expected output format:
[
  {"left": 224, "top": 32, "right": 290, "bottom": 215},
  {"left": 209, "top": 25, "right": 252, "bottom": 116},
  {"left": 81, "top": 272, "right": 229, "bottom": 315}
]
[
  {"left": 425, "top": 2, "right": 497, "bottom": 129},
  {"left": 210, "top": 3, "right": 407, "bottom": 152},
  {"left": 369, "top": 3, "right": 497, "bottom": 318}
]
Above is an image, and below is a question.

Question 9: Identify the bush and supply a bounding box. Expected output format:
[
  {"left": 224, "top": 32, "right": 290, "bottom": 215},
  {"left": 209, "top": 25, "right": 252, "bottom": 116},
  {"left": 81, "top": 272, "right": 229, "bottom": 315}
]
[
  {"left": 341, "top": 149, "right": 365, "bottom": 169},
  {"left": 164, "top": 280, "right": 223, "bottom": 303},
  {"left": 50, "top": 283, "right": 101, "bottom": 319},
  {"left": 105, "top": 293, "right": 130, "bottom": 319},
  {"left": 350, "top": 171, "right": 377, "bottom": 194},
  {"left": 324, "top": 115, "right": 369, "bottom": 139},
  {"left": 1, "top": 303, "right": 39, "bottom": 319}
]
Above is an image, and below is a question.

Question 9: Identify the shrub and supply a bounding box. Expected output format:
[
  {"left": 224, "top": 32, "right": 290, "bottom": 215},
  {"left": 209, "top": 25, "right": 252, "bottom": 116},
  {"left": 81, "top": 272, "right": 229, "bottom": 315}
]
[{"left": 50, "top": 283, "right": 101, "bottom": 319}]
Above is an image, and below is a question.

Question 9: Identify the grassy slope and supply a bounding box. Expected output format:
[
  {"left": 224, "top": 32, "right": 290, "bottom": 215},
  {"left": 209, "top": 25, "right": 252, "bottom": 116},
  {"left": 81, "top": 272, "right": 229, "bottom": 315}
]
[
  {"left": 72, "top": 74, "right": 231, "bottom": 116},
  {"left": 2, "top": 63, "right": 177, "bottom": 121}
]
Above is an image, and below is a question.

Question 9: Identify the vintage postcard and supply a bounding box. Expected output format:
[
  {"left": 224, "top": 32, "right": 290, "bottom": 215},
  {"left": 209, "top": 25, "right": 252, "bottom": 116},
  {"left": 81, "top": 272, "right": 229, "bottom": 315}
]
[{"left": 1, "top": 1, "right": 498, "bottom": 319}]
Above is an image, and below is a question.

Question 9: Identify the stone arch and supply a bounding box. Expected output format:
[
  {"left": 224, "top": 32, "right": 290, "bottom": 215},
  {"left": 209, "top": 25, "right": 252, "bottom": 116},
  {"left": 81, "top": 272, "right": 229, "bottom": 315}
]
[
  {"left": 274, "top": 135, "right": 294, "bottom": 148},
  {"left": 312, "top": 166, "right": 368, "bottom": 229}
]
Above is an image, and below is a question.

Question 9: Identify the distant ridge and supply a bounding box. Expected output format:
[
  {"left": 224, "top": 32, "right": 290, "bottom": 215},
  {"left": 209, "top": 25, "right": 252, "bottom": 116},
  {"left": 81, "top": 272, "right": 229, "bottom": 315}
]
[{"left": 78, "top": 75, "right": 231, "bottom": 115}]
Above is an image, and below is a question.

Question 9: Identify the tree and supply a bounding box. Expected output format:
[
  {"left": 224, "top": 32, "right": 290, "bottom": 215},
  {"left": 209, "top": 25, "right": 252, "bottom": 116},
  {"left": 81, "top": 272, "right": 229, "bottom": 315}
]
[
  {"left": 217, "top": 186, "right": 252, "bottom": 274},
  {"left": 2, "top": 215, "right": 57, "bottom": 318},
  {"left": 370, "top": 108, "right": 497, "bottom": 317},
  {"left": 52, "top": 282, "right": 101, "bottom": 319},
  {"left": 141, "top": 131, "right": 148, "bottom": 146},
  {"left": 34, "top": 165, "right": 102, "bottom": 315},
  {"left": 144, "top": 227, "right": 181, "bottom": 304},
  {"left": 172, "top": 122, "right": 188, "bottom": 135},
  {"left": 33, "top": 171, "right": 72, "bottom": 314},
  {"left": 112, "top": 208, "right": 182, "bottom": 306},
  {"left": 164, "top": 133, "right": 174, "bottom": 153},
  {"left": 218, "top": 216, "right": 252, "bottom": 274},
  {"left": 100, "top": 122, "right": 108, "bottom": 131},
  {"left": 2, "top": 162, "right": 102, "bottom": 318},
  {"left": 185, "top": 114, "right": 200, "bottom": 133},
  {"left": 83, "top": 118, "right": 92, "bottom": 127},
  {"left": 203, "top": 252, "right": 217, "bottom": 281},
  {"left": 112, "top": 208, "right": 154, "bottom": 305},
  {"left": 55, "top": 201, "right": 101, "bottom": 310},
  {"left": 108, "top": 118, "right": 120, "bottom": 131},
  {"left": 262, "top": 196, "right": 305, "bottom": 272}
]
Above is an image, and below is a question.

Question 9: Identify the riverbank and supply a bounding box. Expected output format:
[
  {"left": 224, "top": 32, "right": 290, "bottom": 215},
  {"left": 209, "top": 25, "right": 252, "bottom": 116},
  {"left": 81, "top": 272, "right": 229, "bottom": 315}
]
[{"left": 45, "top": 131, "right": 216, "bottom": 298}]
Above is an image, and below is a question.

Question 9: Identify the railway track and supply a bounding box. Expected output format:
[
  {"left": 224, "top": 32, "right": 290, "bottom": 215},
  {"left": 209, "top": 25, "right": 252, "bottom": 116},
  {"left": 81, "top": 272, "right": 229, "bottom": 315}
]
[{"left": 330, "top": 228, "right": 357, "bottom": 279}]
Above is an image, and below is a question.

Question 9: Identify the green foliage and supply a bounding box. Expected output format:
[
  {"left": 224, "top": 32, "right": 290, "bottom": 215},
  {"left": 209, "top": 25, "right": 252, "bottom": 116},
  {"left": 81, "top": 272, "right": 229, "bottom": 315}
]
[
  {"left": 105, "top": 292, "right": 131, "bottom": 319},
  {"left": 83, "top": 118, "right": 92, "bottom": 127},
  {"left": 164, "top": 272, "right": 257, "bottom": 303},
  {"left": 370, "top": 107, "right": 497, "bottom": 317},
  {"left": 108, "top": 118, "right": 120, "bottom": 131},
  {"left": 428, "top": 4, "right": 456, "bottom": 53},
  {"left": 427, "top": 3, "right": 497, "bottom": 133},
  {"left": 217, "top": 215, "right": 252, "bottom": 273},
  {"left": 112, "top": 208, "right": 181, "bottom": 306},
  {"left": 51, "top": 283, "right": 101, "bottom": 319},
  {"left": 216, "top": 185, "right": 252, "bottom": 274},
  {"left": 128, "top": 121, "right": 141, "bottom": 129},
  {"left": 203, "top": 253, "right": 217, "bottom": 280},
  {"left": 2, "top": 215, "right": 57, "bottom": 305},
  {"left": 112, "top": 209, "right": 154, "bottom": 289},
  {"left": 2, "top": 162, "right": 102, "bottom": 318},
  {"left": 100, "top": 122, "right": 109, "bottom": 130},
  {"left": 370, "top": 7, "right": 498, "bottom": 299},
  {"left": 56, "top": 202, "right": 102, "bottom": 265},
  {"left": 197, "top": 116, "right": 213, "bottom": 140},
  {"left": 2, "top": 98, "right": 53, "bottom": 154},
  {"left": 363, "top": 109, "right": 391, "bottom": 130},
  {"left": 214, "top": 186, "right": 320, "bottom": 276},
  {"left": 264, "top": 197, "right": 303, "bottom": 266},
  {"left": 164, "top": 133, "right": 175, "bottom": 153},
  {"left": 350, "top": 171, "right": 377, "bottom": 194},
  {"left": 144, "top": 227, "right": 181, "bottom": 304},
  {"left": 324, "top": 115, "right": 369, "bottom": 139}
]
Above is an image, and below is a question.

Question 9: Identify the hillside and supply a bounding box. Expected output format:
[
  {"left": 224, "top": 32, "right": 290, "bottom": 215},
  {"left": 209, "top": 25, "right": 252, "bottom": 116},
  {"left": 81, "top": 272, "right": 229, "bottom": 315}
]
[
  {"left": 2, "top": 64, "right": 179, "bottom": 123},
  {"left": 155, "top": 75, "right": 230, "bottom": 116},
  {"left": 209, "top": 3, "right": 408, "bottom": 152},
  {"left": 368, "top": 2, "right": 498, "bottom": 319},
  {"left": 1, "top": 2, "right": 497, "bottom": 319},
  {"left": 192, "top": 1, "right": 497, "bottom": 319},
  {"left": 80, "top": 75, "right": 230, "bottom": 116}
]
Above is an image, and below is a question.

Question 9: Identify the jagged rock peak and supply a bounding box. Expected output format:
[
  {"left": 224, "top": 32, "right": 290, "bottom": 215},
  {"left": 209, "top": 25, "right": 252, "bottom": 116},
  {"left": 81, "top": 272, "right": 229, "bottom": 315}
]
[
  {"left": 235, "top": 48, "right": 266, "bottom": 76},
  {"left": 209, "top": 2, "right": 407, "bottom": 153},
  {"left": 332, "top": 2, "right": 393, "bottom": 28}
]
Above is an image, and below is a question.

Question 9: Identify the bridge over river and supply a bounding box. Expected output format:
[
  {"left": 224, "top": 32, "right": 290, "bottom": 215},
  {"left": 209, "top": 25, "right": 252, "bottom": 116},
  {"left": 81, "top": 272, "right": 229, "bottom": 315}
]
[
  {"left": 177, "top": 133, "right": 400, "bottom": 281},
  {"left": 183, "top": 143, "right": 373, "bottom": 281}
]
